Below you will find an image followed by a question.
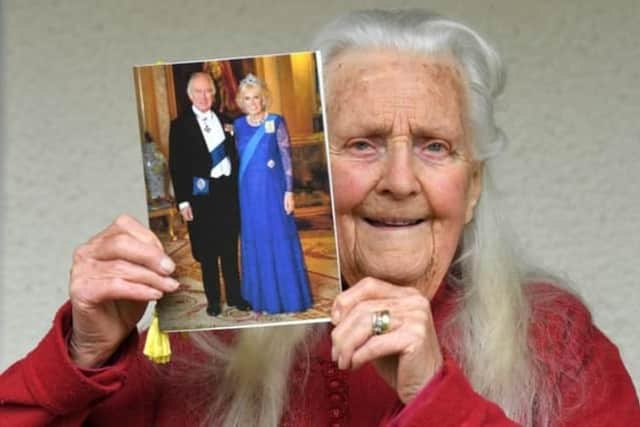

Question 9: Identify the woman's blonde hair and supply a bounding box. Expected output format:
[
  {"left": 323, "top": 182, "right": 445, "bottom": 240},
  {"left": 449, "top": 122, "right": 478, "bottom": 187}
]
[{"left": 235, "top": 73, "right": 271, "bottom": 113}]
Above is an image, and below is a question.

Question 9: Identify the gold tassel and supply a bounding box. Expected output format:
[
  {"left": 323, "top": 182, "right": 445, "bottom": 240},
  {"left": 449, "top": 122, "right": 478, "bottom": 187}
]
[{"left": 143, "top": 311, "right": 171, "bottom": 364}]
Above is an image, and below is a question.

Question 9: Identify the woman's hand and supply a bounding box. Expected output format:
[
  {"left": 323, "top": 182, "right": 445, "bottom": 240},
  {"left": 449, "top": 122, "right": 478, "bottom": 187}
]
[
  {"left": 68, "top": 215, "right": 179, "bottom": 368},
  {"left": 284, "top": 191, "right": 295, "bottom": 215},
  {"left": 330, "top": 277, "right": 443, "bottom": 404}
]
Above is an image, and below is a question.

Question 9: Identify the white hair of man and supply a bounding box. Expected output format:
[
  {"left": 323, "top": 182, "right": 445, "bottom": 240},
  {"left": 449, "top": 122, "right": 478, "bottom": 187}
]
[
  {"left": 313, "top": 9, "right": 579, "bottom": 427},
  {"left": 186, "top": 71, "right": 215, "bottom": 97}
]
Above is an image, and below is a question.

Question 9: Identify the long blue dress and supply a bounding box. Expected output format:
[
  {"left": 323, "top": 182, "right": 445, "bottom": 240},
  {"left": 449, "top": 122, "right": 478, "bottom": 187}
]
[{"left": 234, "top": 113, "right": 313, "bottom": 314}]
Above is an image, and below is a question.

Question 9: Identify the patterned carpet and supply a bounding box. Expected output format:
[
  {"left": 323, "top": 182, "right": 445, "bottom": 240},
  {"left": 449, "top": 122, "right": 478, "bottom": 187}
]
[{"left": 155, "top": 219, "right": 340, "bottom": 332}]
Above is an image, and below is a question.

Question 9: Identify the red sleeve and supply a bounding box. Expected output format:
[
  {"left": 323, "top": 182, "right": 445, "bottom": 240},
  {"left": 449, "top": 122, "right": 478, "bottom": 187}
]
[
  {"left": 383, "top": 359, "right": 520, "bottom": 427},
  {"left": 528, "top": 285, "right": 640, "bottom": 426},
  {"left": 381, "top": 285, "right": 639, "bottom": 426},
  {"left": 0, "top": 301, "right": 140, "bottom": 426},
  {"left": 554, "top": 327, "right": 640, "bottom": 426}
]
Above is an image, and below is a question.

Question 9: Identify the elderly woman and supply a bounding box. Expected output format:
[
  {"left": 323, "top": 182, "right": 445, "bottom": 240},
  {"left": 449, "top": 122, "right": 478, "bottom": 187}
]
[
  {"left": 233, "top": 74, "right": 313, "bottom": 314},
  {"left": 1, "top": 9, "right": 638, "bottom": 427}
]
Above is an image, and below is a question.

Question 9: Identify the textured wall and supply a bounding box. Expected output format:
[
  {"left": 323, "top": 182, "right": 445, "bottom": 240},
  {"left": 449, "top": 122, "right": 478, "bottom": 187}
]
[{"left": 2, "top": 0, "right": 638, "bottom": 397}]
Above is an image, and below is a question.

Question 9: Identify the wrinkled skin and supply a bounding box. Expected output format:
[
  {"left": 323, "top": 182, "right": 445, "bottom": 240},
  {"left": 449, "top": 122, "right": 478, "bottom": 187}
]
[
  {"left": 327, "top": 49, "right": 482, "bottom": 403},
  {"left": 69, "top": 215, "right": 179, "bottom": 368}
]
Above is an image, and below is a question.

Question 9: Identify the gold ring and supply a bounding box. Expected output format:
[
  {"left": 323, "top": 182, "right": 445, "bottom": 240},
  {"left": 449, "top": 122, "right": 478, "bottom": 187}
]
[{"left": 372, "top": 309, "right": 391, "bottom": 335}]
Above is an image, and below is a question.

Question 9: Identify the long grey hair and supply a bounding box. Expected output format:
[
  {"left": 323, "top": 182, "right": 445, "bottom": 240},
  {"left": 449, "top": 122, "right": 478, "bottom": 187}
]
[
  {"left": 314, "top": 9, "right": 576, "bottom": 427},
  {"left": 186, "top": 9, "right": 580, "bottom": 427}
]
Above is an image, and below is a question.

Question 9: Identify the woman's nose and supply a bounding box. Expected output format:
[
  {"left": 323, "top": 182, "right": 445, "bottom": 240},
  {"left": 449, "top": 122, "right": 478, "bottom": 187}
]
[{"left": 376, "top": 139, "right": 420, "bottom": 198}]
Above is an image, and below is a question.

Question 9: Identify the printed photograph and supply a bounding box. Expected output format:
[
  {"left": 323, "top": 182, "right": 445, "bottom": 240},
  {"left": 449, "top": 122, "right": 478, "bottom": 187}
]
[{"left": 133, "top": 51, "right": 340, "bottom": 332}]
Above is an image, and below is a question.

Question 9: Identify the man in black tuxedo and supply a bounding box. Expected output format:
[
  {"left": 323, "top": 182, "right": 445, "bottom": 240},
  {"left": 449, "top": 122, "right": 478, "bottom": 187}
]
[{"left": 169, "top": 72, "right": 250, "bottom": 316}]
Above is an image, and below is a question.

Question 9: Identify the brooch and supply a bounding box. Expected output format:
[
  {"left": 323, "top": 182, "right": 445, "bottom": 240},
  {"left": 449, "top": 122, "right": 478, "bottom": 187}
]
[{"left": 265, "top": 120, "right": 275, "bottom": 133}]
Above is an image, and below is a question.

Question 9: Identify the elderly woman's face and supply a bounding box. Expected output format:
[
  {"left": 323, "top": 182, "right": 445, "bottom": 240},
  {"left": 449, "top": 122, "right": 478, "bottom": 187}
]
[{"left": 327, "top": 49, "right": 481, "bottom": 298}]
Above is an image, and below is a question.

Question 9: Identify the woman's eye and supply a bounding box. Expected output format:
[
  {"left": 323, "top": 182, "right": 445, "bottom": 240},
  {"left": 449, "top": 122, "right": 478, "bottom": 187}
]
[
  {"left": 353, "top": 140, "right": 373, "bottom": 150},
  {"left": 350, "top": 139, "right": 375, "bottom": 151},
  {"left": 427, "top": 141, "right": 447, "bottom": 152},
  {"left": 345, "top": 139, "right": 379, "bottom": 158},
  {"left": 417, "top": 140, "right": 451, "bottom": 159}
]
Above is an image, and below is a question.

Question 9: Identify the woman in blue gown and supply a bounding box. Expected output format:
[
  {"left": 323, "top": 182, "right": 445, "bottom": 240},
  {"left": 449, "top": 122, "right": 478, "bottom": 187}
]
[{"left": 233, "top": 74, "right": 313, "bottom": 314}]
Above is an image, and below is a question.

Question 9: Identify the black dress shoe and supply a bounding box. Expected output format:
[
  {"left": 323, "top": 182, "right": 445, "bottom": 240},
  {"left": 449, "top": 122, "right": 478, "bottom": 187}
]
[
  {"left": 231, "top": 299, "right": 252, "bottom": 312},
  {"left": 206, "top": 303, "right": 221, "bottom": 316}
]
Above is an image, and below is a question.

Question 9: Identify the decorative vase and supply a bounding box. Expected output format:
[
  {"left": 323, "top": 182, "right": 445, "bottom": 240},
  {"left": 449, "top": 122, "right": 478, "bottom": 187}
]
[{"left": 142, "top": 133, "right": 168, "bottom": 201}]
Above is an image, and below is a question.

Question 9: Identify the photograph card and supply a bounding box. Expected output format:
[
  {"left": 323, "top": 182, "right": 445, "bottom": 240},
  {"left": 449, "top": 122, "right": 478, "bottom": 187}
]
[{"left": 133, "top": 51, "right": 340, "bottom": 332}]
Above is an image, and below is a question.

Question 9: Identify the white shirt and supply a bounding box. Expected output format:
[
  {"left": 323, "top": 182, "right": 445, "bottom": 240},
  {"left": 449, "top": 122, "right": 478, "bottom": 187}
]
[
  {"left": 192, "top": 105, "right": 231, "bottom": 178},
  {"left": 179, "top": 107, "right": 232, "bottom": 212}
]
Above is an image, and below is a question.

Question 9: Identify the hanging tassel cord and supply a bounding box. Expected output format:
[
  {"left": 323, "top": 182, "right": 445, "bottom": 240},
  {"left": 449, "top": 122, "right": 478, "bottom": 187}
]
[{"left": 143, "top": 311, "right": 172, "bottom": 364}]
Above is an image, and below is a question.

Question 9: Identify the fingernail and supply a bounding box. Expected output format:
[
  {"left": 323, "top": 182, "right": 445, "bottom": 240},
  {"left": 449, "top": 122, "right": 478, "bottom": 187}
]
[
  {"left": 166, "top": 277, "right": 180, "bottom": 291},
  {"left": 151, "top": 290, "right": 163, "bottom": 300},
  {"left": 337, "top": 355, "right": 343, "bottom": 370},
  {"left": 160, "top": 257, "right": 175, "bottom": 273},
  {"left": 331, "top": 347, "right": 337, "bottom": 362}
]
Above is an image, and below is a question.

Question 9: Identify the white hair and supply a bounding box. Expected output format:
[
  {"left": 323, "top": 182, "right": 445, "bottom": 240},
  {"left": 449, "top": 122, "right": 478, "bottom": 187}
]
[
  {"left": 177, "top": 9, "right": 586, "bottom": 427},
  {"left": 186, "top": 71, "right": 215, "bottom": 98},
  {"left": 166, "top": 324, "right": 320, "bottom": 427},
  {"left": 314, "top": 9, "right": 583, "bottom": 426}
]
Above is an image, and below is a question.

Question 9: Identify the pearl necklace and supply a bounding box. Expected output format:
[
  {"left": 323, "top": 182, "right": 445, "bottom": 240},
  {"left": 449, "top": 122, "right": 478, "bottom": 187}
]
[{"left": 247, "top": 112, "right": 268, "bottom": 126}]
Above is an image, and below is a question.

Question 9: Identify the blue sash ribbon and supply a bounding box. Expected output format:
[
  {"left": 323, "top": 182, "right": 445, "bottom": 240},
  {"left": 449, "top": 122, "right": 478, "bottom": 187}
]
[
  {"left": 210, "top": 143, "right": 227, "bottom": 168},
  {"left": 239, "top": 114, "right": 273, "bottom": 183}
]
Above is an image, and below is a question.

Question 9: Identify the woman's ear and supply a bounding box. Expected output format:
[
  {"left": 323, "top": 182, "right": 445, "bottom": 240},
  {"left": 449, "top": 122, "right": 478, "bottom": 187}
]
[{"left": 465, "top": 162, "right": 483, "bottom": 224}]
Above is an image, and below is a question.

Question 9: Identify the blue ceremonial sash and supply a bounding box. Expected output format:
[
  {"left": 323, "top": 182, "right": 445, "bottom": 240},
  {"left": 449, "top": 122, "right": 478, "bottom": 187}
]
[
  {"left": 210, "top": 143, "right": 227, "bottom": 168},
  {"left": 239, "top": 114, "right": 273, "bottom": 183}
]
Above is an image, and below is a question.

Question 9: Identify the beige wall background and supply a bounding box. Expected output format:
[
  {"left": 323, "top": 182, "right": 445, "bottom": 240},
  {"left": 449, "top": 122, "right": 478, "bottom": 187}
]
[{"left": 2, "top": 0, "right": 638, "bottom": 394}]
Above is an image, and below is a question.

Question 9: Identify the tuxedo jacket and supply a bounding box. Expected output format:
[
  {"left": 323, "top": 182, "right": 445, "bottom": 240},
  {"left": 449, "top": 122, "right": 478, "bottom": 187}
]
[{"left": 168, "top": 109, "right": 240, "bottom": 261}]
